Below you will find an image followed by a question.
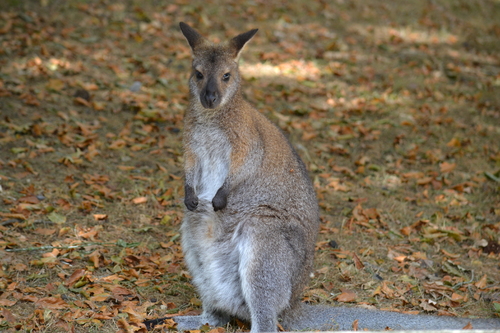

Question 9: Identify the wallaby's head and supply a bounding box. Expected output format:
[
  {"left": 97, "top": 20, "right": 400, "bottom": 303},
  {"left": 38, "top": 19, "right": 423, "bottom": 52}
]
[{"left": 179, "top": 22, "right": 258, "bottom": 110}]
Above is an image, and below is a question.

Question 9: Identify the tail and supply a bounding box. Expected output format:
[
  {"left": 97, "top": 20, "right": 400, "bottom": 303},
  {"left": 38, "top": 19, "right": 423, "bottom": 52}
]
[{"left": 282, "top": 303, "right": 500, "bottom": 331}]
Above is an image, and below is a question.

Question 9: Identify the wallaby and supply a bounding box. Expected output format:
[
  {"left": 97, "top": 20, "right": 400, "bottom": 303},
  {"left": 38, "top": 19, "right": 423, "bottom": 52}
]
[{"left": 145, "top": 23, "right": 500, "bottom": 332}]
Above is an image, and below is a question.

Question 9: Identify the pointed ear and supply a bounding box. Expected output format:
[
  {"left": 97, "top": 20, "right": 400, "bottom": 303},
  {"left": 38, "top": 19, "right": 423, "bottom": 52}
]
[
  {"left": 230, "top": 28, "right": 258, "bottom": 59},
  {"left": 179, "top": 22, "right": 205, "bottom": 51}
]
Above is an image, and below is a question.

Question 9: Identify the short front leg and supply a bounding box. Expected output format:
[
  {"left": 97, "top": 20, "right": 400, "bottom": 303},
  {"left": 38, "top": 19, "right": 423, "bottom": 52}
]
[
  {"left": 212, "top": 185, "right": 229, "bottom": 211},
  {"left": 184, "top": 184, "right": 198, "bottom": 211}
]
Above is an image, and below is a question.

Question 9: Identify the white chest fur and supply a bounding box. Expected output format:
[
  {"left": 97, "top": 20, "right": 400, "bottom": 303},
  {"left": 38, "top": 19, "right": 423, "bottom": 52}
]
[
  {"left": 191, "top": 126, "right": 231, "bottom": 202},
  {"left": 181, "top": 210, "right": 252, "bottom": 319}
]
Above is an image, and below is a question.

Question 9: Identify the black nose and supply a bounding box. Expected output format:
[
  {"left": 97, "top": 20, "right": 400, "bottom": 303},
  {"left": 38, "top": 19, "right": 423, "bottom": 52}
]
[
  {"left": 205, "top": 89, "right": 217, "bottom": 105},
  {"left": 201, "top": 78, "right": 220, "bottom": 109}
]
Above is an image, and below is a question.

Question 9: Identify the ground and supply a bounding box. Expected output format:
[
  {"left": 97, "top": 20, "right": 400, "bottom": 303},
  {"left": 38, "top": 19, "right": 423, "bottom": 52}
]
[{"left": 0, "top": 0, "right": 499, "bottom": 332}]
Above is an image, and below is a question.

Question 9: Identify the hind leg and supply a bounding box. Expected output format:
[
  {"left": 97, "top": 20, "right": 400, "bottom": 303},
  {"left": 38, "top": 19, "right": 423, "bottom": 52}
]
[
  {"left": 173, "top": 309, "right": 230, "bottom": 331},
  {"left": 242, "top": 262, "right": 286, "bottom": 332},
  {"left": 202, "top": 308, "right": 231, "bottom": 327},
  {"left": 240, "top": 221, "right": 305, "bottom": 333}
]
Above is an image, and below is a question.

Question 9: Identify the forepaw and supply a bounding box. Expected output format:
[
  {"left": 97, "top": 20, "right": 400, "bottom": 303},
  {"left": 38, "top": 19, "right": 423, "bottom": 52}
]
[
  {"left": 185, "top": 184, "right": 199, "bottom": 211},
  {"left": 185, "top": 196, "right": 199, "bottom": 211},
  {"left": 212, "top": 187, "right": 228, "bottom": 211}
]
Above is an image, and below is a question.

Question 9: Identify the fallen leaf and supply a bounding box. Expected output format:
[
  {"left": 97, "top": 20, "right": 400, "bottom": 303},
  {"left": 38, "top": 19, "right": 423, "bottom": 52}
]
[
  {"left": 21, "top": 295, "right": 38, "bottom": 303},
  {"left": 0, "top": 212, "right": 26, "bottom": 220},
  {"left": 47, "top": 211, "right": 66, "bottom": 224},
  {"left": 439, "top": 162, "right": 456, "bottom": 173},
  {"left": 34, "top": 228, "right": 56, "bottom": 236},
  {"left": 89, "top": 250, "right": 101, "bottom": 268},
  {"left": 440, "top": 249, "right": 460, "bottom": 258},
  {"left": 0, "top": 299, "right": 17, "bottom": 306},
  {"left": 352, "top": 319, "right": 359, "bottom": 331},
  {"left": 132, "top": 196, "right": 147, "bottom": 204},
  {"left": 419, "top": 299, "right": 437, "bottom": 312},
  {"left": 66, "top": 268, "right": 87, "bottom": 287},
  {"left": 46, "top": 79, "right": 65, "bottom": 91},
  {"left": 77, "top": 227, "right": 99, "bottom": 240},
  {"left": 381, "top": 281, "right": 395, "bottom": 298},
  {"left": 462, "top": 322, "right": 473, "bottom": 329},
  {"left": 352, "top": 252, "right": 365, "bottom": 270},
  {"left": 446, "top": 138, "right": 461, "bottom": 147},
  {"left": 35, "top": 297, "right": 68, "bottom": 309},
  {"left": 74, "top": 97, "right": 91, "bottom": 107},
  {"left": 336, "top": 289, "right": 357, "bottom": 302},
  {"left": 451, "top": 293, "right": 464, "bottom": 302},
  {"left": 93, "top": 214, "right": 108, "bottom": 221},
  {"left": 475, "top": 274, "right": 487, "bottom": 289},
  {"left": 417, "top": 177, "right": 433, "bottom": 185},
  {"left": 1, "top": 308, "right": 16, "bottom": 323}
]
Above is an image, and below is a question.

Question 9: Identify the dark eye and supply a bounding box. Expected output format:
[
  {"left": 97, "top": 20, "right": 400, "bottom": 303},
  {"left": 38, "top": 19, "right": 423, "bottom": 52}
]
[
  {"left": 195, "top": 71, "right": 203, "bottom": 80},
  {"left": 222, "top": 73, "right": 231, "bottom": 81}
]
